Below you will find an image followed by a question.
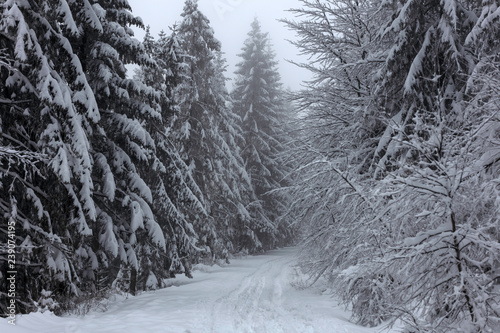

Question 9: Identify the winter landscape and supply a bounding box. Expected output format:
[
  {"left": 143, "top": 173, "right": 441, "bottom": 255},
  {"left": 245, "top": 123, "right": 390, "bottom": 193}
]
[{"left": 1, "top": 0, "right": 500, "bottom": 332}]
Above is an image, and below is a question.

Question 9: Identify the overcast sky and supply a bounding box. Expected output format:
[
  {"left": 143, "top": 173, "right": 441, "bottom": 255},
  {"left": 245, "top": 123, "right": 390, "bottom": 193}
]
[{"left": 126, "top": 0, "right": 311, "bottom": 91}]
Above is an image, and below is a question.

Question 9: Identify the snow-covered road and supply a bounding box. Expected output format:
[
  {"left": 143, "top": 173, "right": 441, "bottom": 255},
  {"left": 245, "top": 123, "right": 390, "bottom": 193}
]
[{"left": 2, "top": 248, "right": 398, "bottom": 333}]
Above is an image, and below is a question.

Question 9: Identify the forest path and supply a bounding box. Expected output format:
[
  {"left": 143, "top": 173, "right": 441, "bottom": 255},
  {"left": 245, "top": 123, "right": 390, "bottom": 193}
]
[{"left": 2, "top": 248, "right": 396, "bottom": 333}]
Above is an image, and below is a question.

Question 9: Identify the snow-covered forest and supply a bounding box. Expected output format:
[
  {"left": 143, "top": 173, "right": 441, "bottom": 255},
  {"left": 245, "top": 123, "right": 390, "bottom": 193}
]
[{"left": 1, "top": 0, "right": 500, "bottom": 332}]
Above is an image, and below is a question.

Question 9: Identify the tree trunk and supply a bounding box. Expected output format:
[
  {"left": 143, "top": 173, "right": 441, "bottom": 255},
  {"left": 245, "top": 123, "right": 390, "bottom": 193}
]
[
  {"left": 450, "top": 212, "right": 475, "bottom": 323},
  {"left": 129, "top": 267, "right": 137, "bottom": 296}
]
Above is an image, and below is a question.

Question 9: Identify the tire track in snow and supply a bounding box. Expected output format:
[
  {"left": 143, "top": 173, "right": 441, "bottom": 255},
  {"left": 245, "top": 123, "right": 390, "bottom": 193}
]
[{"left": 208, "top": 254, "right": 314, "bottom": 333}]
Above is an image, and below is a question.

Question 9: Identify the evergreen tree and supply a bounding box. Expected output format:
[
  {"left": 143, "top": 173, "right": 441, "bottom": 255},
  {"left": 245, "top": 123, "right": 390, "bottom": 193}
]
[
  {"left": 138, "top": 24, "right": 210, "bottom": 278},
  {"left": 169, "top": 0, "right": 253, "bottom": 259},
  {"left": 231, "top": 18, "right": 292, "bottom": 250},
  {"left": 67, "top": 0, "right": 171, "bottom": 296},
  {"left": 0, "top": 0, "right": 102, "bottom": 313},
  {"left": 0, "top": 0, "right": 175, "bottom": 310}
]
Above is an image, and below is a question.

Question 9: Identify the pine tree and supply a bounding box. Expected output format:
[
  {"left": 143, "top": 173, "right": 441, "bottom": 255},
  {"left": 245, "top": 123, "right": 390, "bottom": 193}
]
[{"left": 231, "top": 18, "right": 292, "bottom": 250}]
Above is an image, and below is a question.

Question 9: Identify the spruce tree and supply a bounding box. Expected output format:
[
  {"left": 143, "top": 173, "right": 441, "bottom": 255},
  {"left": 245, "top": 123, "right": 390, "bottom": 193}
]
[
  {"left": 231, "top": 18, "right": 292, "bottom": 250},
  {"left": 0, "top": 0, "right": 174, "bottom": 309},
  {"left": 0, "top": 0, "right": 102, "bottom": 313},
  {"left": 169, "top": 0, "right": 253, "bottom": 259},
  {"left": 68, "top": 0, "right": 171, "bottom": 296},
  {"left": 137, "top": 24, "right": 209, "bottom": 278}
]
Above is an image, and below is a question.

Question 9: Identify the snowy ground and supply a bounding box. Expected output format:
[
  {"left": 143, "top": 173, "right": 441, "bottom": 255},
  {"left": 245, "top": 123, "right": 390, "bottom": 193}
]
[{"left": 1, "top": 248, "right": 401, "bottom": 333}]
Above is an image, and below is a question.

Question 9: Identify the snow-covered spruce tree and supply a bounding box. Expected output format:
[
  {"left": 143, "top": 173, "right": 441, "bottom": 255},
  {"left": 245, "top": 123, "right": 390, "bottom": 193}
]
[
  {"left": 133, "top": 25, "right": 163, "bottom": 89},
  {"left": 0, "top": 0, "right": 104, "bottom": 313},
  {"left": 167, "top": 0, "right": 254, "bottom": 259},
  {"left": 211, "top": 50, "right": 259, "bottom": 255},
  {"left": 286, "top": 0, "right": 500, "bottom": 331},
  {"left": 135, "top": 25, "right": 210, "bottom": 278},
  {"left": 231, "top": 18, "right": 293, "bottom": 251},
  {"left": 66, "top": 0, "right": 170, "bottom": 296}
]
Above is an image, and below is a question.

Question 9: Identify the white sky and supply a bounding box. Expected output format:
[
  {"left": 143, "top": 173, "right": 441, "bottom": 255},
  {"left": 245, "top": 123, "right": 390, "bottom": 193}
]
[{"left": 126, "top": 0, "right": 311, "bottom": 91}]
